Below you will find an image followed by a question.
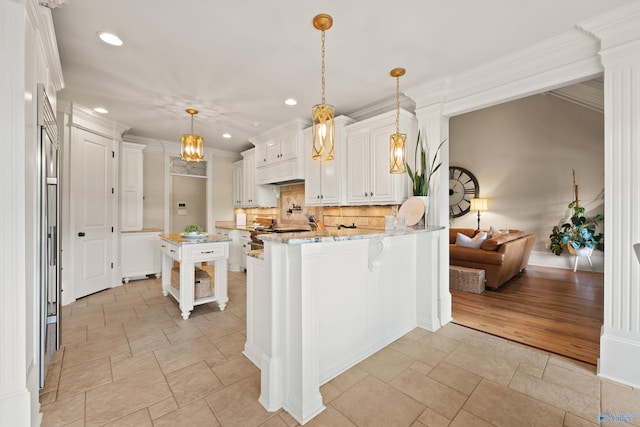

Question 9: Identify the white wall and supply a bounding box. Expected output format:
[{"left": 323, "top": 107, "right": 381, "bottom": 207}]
[
  {"left": 137, "top": 138, "right": 237, "bottom": 232},
  {"left": 449, "top": 93, "right": 604, "bottom": 270},
  {"left": 211, "top": 155, "right": 235, "bottom": 226},
  {"left": 142, "top": 150, "right": 164, "bottom": 229},
  {"left": 170, "top": 175, "right": 207, "bottom": 233}
]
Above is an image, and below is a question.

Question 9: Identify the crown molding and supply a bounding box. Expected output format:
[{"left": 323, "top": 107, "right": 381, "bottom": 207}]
[
  {"left": 346, "top": 94, "right": 415, "bottom": 122},
  {"left": 122, "top": 133, "right": 239, "bottom": 158},
  {"left": 404, "top": 79, "right": 449, "bottom": 112},
  {"left": 548, "top": 78, "right": 604, "bottom": 113},
  {"left": 67, "top": 102, "right": 130, "bottom": 138},
  {"left": 408, "top": 29, "right": 602, "bottom": 117},
  {"left": 578, "top": 2, "right": 640, "bottom": 50},
  {"left": 26, "top": 0, "right": 63, "bottom": 91},
  {"left": 248, "top": 118, "right": 311, "bottom": 146}
]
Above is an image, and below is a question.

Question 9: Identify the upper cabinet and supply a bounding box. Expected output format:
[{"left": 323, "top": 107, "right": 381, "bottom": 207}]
[
  {"left": 232, "top": 160, "right": 244, "bottom": 208},
  {"left": 251, "top": 119, "right": 310, "bottom": 185},
  {"left": 241, "top": 148, "right": 279, "bottom": 208},
  {"left": 120, "top": 142, "right": 145, "bottom": 231},
  {"left": 345, "top": 109, "right": 416, "bottom": 205},
  {"left": 304, "top": 116, "right": 355, "bottom": 206}
]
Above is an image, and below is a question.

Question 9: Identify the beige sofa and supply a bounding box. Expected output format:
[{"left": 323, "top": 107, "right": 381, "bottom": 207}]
[{"left": 449, "top": 228, "right": 535, "bottom": 289}]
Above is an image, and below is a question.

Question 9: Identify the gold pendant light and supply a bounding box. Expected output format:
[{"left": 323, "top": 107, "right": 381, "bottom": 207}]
[
  {"left": 311, "top": 14, "right": 335, "bottom": 161},
  {"left": 180, "top": 108, "right": 204, "bottom": 162},
  {"left": 389, "top": 68, "right": 406, "bottom": 174}
]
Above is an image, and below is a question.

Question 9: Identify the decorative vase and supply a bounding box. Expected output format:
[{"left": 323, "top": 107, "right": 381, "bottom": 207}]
[{"left": 415, "top": 195, "right": 429, "bottom": 227}]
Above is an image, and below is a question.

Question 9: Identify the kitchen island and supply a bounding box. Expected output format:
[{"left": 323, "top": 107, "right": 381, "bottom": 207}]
[
  {"left": 244, "top": 226, "right": 445, "bottom": 424},
  {"left": 159, "top": 233, "right": 230, "bottom": 320}
]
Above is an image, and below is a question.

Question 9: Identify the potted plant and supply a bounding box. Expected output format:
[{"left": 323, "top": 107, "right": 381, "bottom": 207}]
[
  {"left": 405, "top": 131, "right": 446, "bottom": 197},
  {"left": 549, "top": 171, "right": 604, "bottom": 256},
  {"left": 183, "top": 224, "right": 203, "bottom": 236}
]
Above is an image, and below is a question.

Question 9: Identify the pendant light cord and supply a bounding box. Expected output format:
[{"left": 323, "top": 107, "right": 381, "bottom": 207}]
[
  {"left": 395, "top": 76, "right": 400, "bottom": 135},
  {"left": 321, "top": 29, "right": 326, "bottom": 105}
]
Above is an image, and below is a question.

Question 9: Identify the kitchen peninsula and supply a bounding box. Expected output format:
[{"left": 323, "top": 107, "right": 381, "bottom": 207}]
[
  {"left": 159, "top": 233, "right": 230, "bottom": 320},
  {"left": 243, "top": 226, "right": 444, "bottom": 424}
]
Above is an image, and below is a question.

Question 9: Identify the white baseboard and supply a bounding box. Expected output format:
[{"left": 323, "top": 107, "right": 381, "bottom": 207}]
[
  {"left": 528, "top": 249, "right": 604, "bottom": 272},
  {"left": 0, "top": 388, "right": 32, "bottom": 427},
  {"left": 598, "top": 331, "right": 640, "bottom": 388}
]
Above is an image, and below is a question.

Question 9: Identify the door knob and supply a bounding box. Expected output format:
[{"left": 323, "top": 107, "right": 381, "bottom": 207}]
[{"left": 78, "top": 232, "right": 86, "bottom": 237}]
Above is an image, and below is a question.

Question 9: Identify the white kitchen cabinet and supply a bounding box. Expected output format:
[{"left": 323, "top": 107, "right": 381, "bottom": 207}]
[
  {"left": 238, "top": 230, "right": 251, "bottom": 271},
  {"left": 304, "top": 116, "right": 354, "bottom": 206},
  {"left": 121, "top": 231, "right": 161, "bottom": 282},
  {"left": 120, "top": 142, "right": 144, "bottom": 231},
  {"left": 251, "top": 119, "right": 309, "bottom": 184},
  {"left": 216, "top": 227, "right": 250, "bottom": 272},
  {"left": 345, "top": 109, "right": 415, "bottom": 205},
  {"left": 242, "top": 148, "right": 278, "bottom": 207},
  {"left": 232, "top": 160, "right": 243, "bottom": 207}
]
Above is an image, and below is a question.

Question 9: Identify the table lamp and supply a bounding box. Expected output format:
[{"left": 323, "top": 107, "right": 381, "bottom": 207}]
[{"left": 470, "top": 198, "right": 489, "bottom": 230}]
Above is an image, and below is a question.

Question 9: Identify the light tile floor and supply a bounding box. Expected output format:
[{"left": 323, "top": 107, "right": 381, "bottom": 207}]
[{"left": 40, "top": 272, "right": 640, "bottom": 427}]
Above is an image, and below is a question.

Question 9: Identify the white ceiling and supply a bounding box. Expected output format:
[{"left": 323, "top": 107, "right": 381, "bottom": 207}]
[{"left": 51, "top": 1, "right": 630, "bottom": 153}]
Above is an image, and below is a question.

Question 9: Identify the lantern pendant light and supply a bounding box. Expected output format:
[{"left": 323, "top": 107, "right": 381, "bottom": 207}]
[
  {"left": 389, "top": 68, "right": 406, "bottom": 174},
  {"left": 311, "top": 14, "right": 335, "bottom": 161},
  {"left": 180, "top": 108, "right": 205, "bottom": 162}
]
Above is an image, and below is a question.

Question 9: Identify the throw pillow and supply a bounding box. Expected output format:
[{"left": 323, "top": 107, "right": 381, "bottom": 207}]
[
  {"left": 488, "top": 226, "right": 509, "bottom": 237},
  {"left": 455, "top": 232, "right": 488, "bottom": 249}
]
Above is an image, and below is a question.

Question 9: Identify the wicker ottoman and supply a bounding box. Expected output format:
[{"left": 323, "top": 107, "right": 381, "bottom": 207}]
[{"left": 449, "top": 265, "right": 485, "bottom": 294}]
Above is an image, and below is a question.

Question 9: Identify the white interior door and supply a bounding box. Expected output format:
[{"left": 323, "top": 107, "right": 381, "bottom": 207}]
[{"left": 72, "top": 128, "right": 114, "bottom": 298}]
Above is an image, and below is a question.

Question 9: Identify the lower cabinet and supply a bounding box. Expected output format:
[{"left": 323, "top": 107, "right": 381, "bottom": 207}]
[
  {"left": 121, "top": 231, "right": 162, "bottom": 282},
  {"left": 238, "top": 230, "right": 250, "bottom": 271},
  {"left": 216, "top": 228, "right": 250, "bottom": 272}
]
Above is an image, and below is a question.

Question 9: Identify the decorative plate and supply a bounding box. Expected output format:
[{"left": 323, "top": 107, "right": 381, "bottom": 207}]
[{"left": 398, "top": 197, "right": 425, "bottom": 226}]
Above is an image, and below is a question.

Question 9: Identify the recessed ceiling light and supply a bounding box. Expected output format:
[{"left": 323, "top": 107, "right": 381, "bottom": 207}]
[
  {"left": 97, "top": 32, "right": 123, "bottom": 46},
  {"left": 284, "top": 98, "right": 298, "bottom": 106},
  {"left": 222, "top": 133, "right": 231, "bottom": 139},
  {"left": 93, "top": 107, "right": 108, "bottom": 114}
]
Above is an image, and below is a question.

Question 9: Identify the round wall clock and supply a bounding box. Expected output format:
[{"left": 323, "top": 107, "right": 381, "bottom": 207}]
[{"left": 449, "top": 166, "right": 479, "bottom": 218}]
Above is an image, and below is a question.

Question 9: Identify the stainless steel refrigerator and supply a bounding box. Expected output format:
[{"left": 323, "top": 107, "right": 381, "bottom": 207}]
[{"left": 37, "top": 84, "right": 61, "bottom": 388}]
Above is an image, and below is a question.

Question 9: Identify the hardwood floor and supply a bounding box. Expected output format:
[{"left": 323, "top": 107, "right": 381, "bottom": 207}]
[{"left": 451, "top": 265, "right": 604, "bottom": 365}]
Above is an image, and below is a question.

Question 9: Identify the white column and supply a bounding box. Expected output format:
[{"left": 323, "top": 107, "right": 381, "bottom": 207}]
[
  {"left": 0, "top": 1, "right": 32, "bottom": 426},
  {"left": 579, "top": 5, "right": 640, "bottom": 388},
  {"left": 413, "top": 103, "right": 452, "bottom": 329}
]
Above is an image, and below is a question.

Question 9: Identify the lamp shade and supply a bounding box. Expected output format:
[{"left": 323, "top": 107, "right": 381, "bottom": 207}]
[
  {"left": 470, "top": 198, "right": 488, "bottom": 211},
  {"left": 180, "top": 108, "right": 204, "bottom": 162}
]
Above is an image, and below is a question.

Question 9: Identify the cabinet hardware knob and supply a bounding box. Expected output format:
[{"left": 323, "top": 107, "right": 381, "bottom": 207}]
[
  {"left": 170, "top": 249, "right": 175, "bottom": 253},
  {"left": 78, "top": 232, "right": 85, "bottom": 237}
]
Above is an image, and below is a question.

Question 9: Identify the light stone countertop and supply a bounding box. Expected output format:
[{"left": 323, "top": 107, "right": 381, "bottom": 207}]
[
  {"left": 258, "top": 225, "right": 445, "bottom": 245},
  {"left": 215, "top": 221, "right": 255, "bottom": 231},
  {"left": 159, "top": 233, "right": 231, "bottom": 245},
  {"left": 247, "top": 249, "right": 264, "bottom": 260}
]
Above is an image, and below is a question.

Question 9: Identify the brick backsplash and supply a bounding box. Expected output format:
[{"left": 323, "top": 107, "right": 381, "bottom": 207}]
[{"left": 234, "top": 183, "right": 399, "bottom": 230}]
